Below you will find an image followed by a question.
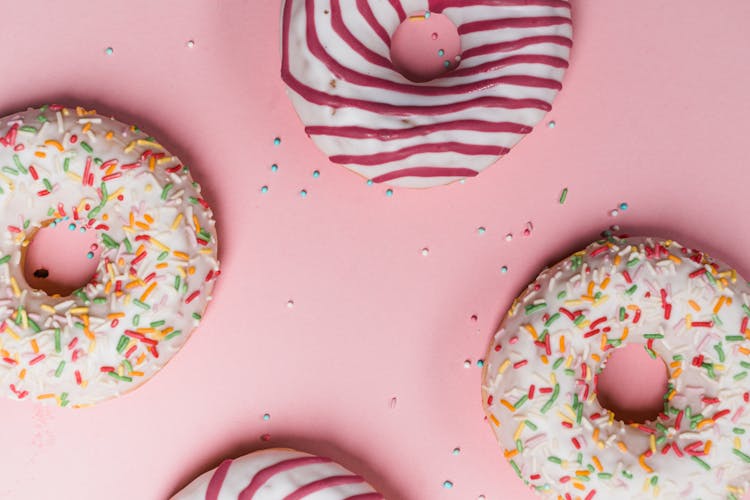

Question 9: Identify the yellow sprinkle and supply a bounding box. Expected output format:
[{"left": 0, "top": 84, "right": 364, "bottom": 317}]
[
  {"left": 735, "top": 437, "right": 742, "bottom": 449},
  {"left": 124, "top": 141, "right": 137, "bottom": 153},
  {"left": 686, "top": 314, "right": 693, "bottom": 328},
  {"left": 40, "top": 304, "right": 56, "bottom": 314},
  {"left": 550, "top": 373, "right": 557, "bottom": 385},
  {"left": 564, "top": 355, "right": 573, "bottom": 369},
  {"left": 564, "top": 300, "right": 584, "bottom": 307},
  {"left": 156, "top": 156, "right": 175, "bottom": 165},
  {"left": 4, "top": 325, "right": 20, "bottom": 341},
  {"left": 524, "top": 324, "right": 538, "bottom": 340},
  {"left": 688, "top": 300, "right": 701, "bottom": 311},
  {"left": 149, "top": 238, "right": 169, "bottom": 252},
  {"left": 500, "top": 399, "right": 515, "bottom": 412},
  {"left": 171, "top": 213, "right": 184, "bottom": 230},
  {"left": 10, "top": 277, "right": 20, "bottom": 297},
  {"left": 650, "top": 434, "right": 656, "bottom": 453},
  {"left": 137, "top": 139, "right": 164, "bottom": 149},
  {"left": 592, "top": 455, "right": 603, "bottom": 472},
  {"left": 513, "top": 422, "right": 526, "bottom": 441},
  {"left": 44, "top": 139, "right": 64, "bottom": 151},
  {"left": 639, "top": 455, "right": 653, "bottom": 473},
  {"left": 69, "top": 307, "right": 89, "bottom": 315},
  {"left": 498, "top": 359, "right": 511, "bottom": 374}
]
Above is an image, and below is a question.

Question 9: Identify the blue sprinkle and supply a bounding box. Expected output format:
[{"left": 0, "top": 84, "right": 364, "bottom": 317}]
[
  {"left": 260, "top": 185, "right": 269, "bottom": 194},
  {"left": 271, "top": 164, "right": 279, "bottom": 172},
  {"left": 385, "top": 188, "right": 394, "bottom": 197},
  {"left": 500, "top": 266, "right": 508, "bottom": 274},
  {"left": 366, "top": 179, "right": 374, "bottom": 186},
  {"left": 300, "top": 189, "right": 308, "bottom": 198},
  {"left": 68, "top": 223, "right": 76, "bottom": 231},
  {"left": 619, "top": 202, "right": 629, "bottom": 211},
  {"left": 86, "top": 252, "right": 94, "bottom": 259},
  {"left": 442, "top": 480, "right": 453, "bottom": 489},
  {"left": 438, "top": 49, "right": 445, "bottom": 56},
  {"left": 477, "top": 359, "right": 485, "bottom": 367},
  {"left": 312, "top": 170, "right": 320, "bottom": 178},
  {"left": 273, "top": 137, "right": 281, "bottom": 146},
  {"left": 263, "top": 413, "right": 271, "bottom": 421}
]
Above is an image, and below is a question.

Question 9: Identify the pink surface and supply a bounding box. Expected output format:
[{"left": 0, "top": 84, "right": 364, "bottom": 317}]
[{"left": 1, "top": 1, "right": 750, "bottom": 499}]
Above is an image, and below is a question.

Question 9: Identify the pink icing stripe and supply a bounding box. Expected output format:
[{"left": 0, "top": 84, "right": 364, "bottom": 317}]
[
  {"left": 345, "top": 495, "right": 385, "bottom": 500},
  {"left": 205, "top": 459, "right": 233, "bottom": 500},
  {"left": 238, "top": 456, "right": 333, "bottom": 499},
  {"left": 462, "top": 35, "right": 572, "bottom": 60},
  {"left": 357, "top": 0, "right": 392, "bottom": 48},
  {"left": 306, "top": 120, "right": 532, "bottom": 140},
  {"left": 331, "top": 0, "right": 393, "bottom": 70},
  {"left": 388, "top": 0, "right": 407, "bottom": 22},
  {"left": 458, "top": 16, "right": 572, "bottom": 35},
  {"left": 445, "top": 54, "right": 568, "bottom": 78},
  {"left": 372, "top": 167, "right": 479, "bottom": 183},
  {"left": 429, "top": 0, "right": 570, "bottom": 11},
  {"left": 330, "top": 142, "right": 508, "bottom": 166},
  {"left": 284, "top": 475, "right": 365, "bottom": 500}
]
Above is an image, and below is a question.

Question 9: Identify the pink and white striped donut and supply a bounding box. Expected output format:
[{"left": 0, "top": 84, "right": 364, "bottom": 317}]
[
  {"left": 172, "top": 448, "right": 383, "bottom": 500},
  {"left": 281, "top": 0, "right": 573, "bottom": 188}
]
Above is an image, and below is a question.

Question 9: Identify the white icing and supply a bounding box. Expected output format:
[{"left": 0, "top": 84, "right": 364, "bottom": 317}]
[
  {"left": 282, "top": 0, "right": 572, "bottom": 188},
  {"left": 482, "top": 237, "right": 750, "bottom": 499},
  {"left": 172, "top": 448, "right": 383, "bottom": 500},
  {"left": 0, "top": 106, "right": 219, "bottom": 407}
]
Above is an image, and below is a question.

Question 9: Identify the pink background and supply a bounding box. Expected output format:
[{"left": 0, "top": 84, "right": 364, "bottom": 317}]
[{"left": 2, "top": 1, "right": 750, "bottom": 499}]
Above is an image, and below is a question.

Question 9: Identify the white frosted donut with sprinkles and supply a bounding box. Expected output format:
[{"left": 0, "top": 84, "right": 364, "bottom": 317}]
[
  {"left": 172, "top": 448, "right": 384, "bottom": 499},
  {"left": 482, "top": 236, "right": 750, "bottom": 499},
  {"left": 0, "top": 106, "right": 219, "bottom": 407},
  {"left": 281, "top": 0, "right": 572, "bottom": 188}
]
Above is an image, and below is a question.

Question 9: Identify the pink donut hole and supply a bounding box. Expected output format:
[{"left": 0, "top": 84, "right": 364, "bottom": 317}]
[
  {"left": 22, "top": 221, "right": 101, "bottom": 297},
  {"left": 390, "top": 11, "right": 462, "bottom": 83},
  {"left": 596, "top": 343, "right": 669, "bottom": 424}
]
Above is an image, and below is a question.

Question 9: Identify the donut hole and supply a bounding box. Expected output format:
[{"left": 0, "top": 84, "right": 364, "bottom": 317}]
[
  {"left": 390, "top": 11, "right": 462, "bottom": 83},
  {"left": 22, "top": 221, "right": 101, "bottom": 297},
  {"left": 596, "top": 344, "right": 669, "bottom": 424}
]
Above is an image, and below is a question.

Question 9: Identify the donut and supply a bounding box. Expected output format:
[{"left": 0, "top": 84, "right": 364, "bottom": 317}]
[
  {"left": 0, "top": 106, "right": 219, "bottom": 407},
  {"left": 172, "top": 448, "right": 383, "bottom": 499},
  {"left": 482, "top": 236, "right": 750, "bottom": 499},
  {"left": 281, "top": 0, "right": 572, "bottom": 188}
]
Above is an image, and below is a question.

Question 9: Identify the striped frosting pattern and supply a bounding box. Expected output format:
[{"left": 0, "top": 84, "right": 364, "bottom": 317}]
[
  {"left": 282, "top": 0, "right": 572, "bottom": 188},
  {"left": 172, "top": 449, "right": 383, "bottom": 500}
]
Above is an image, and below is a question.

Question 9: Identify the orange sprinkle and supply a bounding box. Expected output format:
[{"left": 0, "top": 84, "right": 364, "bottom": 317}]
[
  {"left": 524, "top": 324, "right": 538, "bottom": 340},
  {"left": 105, "top": 131, "right": 114, "bottom": 140},
  {"left": 19, "top": 368, "right": 26, "bottom": 380},
  {"left": 600, "top": 277, "right": 611, "bottom": 289},
  {"left": 614, "top": 255, "right": 621, "bottom": 266},
  {"left": 504, "top": 448, "right": 517, "bottom": 458},
  {"left": 30, "top": 339, "right": 39, "bottom": 354},
  {"left": 704, "top": 440, "right": 712, "bottom": 454},
  {"left": 135, "top": 221, "right": 150, "bottom": 230},
  {"left": 490, "top": 414, "right": 500, "bottom": 427},
  {"left": 671, "top": 368, "right": 682, "bottom": 379},
  {"left": 739, "top": 347, "right": 750, "bottom": 356},
  {"left": 149, "top": 156, "right": 156, "bottom": 171},
  {"left": 560, "top": 336, "right": 566, "bottom": 353},
  {"left": 617, "top": 442, "right": 628, "bottom": 453},
  {"left": 592, "top": 455, "right": 603, "bottom": 472},
  {"left": 639, "top": 455, "right": 653, "bottom": 473},
  {"left": 107, "top": 312, "right": 125, "bottom": 320},
  {"left": 36, "top": 393, "right": 55, "bottom": 400},
  {"left": 34, "top": 151, "right": 46, "bottom": 158},
  {"left": 136, "top": 353, "right": 147, "bottom": 366},
  {"left": 140, "top": 282, "right": 157, "bottom": 302},
  {"left": 587, "top": 281, "right": 595, "bottom": 296},
  {"left": 688, "top": 300, "right": 701, "bottom": 311},
  {"left": 500, "top": 399, "right": 515, "bottom": 412},
  {"left": 572, "top": 482, "right": 585, "bottom": 491},
  {"left": 622, "top": 327, "right": 629, "bottom": 341},
  {"left": 193, "top": 215, "right": 201, "bottom": 232},
  {"left": 82, "top": 122, "right": 92, "bottom": 133},
  {"left": 591, "top": 353, "right": 601, "bottom": 362},
  {"left": 696, "top": 418, "right": 714, "bottom": 430},
  {"left": 668, "top": 254, "right": 682, "bottom": 264},
  {"left": 713, "top": 296, "right": 726, "bottom": 314},
  {"left": 173, "top": 251, "right": 190, "bottom": 261},
  {"left": 44, "top": 139, "right": 64, "bottom": 151},
  {"left": 540, "top": 355, "right": 549, "bottom": 364},
  {"left": 144, "top": 214, "right": 154, "bottom": 224},
  {"left": 130, "top": 371, "right": 144, "bottom": 377}
]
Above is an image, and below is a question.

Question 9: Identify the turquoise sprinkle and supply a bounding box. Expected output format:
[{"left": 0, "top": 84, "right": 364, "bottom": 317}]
[
  {"left": 273, "top": 137, "right": 281, "bottom": 146},
  {"left": 312, "top": 170, "right": 320, "bottom": 178},
  {"left": 271, "top": 164, "right": 278, "bottom": 172},
  {"left": 261, "top": 185, "right": 269, "bottom": 193},
  {"left": 438, "top": 49, "right": 445, "bottom": 56},
  {"left": 442, "top": 480, "right": 453, "bottom": 489},
  {"left": 386, "top": 188, "right": 394, "bottom": 197}
]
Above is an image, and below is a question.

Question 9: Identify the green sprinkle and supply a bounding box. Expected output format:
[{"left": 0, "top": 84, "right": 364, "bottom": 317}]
[
  {"left": 150, "top": 320, "right": 166, "bottom": 328},
  {"left": 54, "top": 328, "right": 61, "bottom": 353},
  {"left": 574, "top": 314, "right": 587, "bottom": 326},
  {"left": 622, "top": 470, "right": 633, "bottom": 479},
  {"left": 575, "top": 473, "right": 590, "bottom": 482},
  {"left": 101, "top": 233, "right": 119, "bottom": 249},
  {"left": 644, "top": 347, "right": 657, "bottom": 359},
  {"left": 716, "top": 344, "right": 727, "bottom": 363},
  {"left": 19, "top": 125, "right": 37, "bottom": 134},
  {"left": 619, "top": 307, "right": 626, "bottom": 321},
  {"left": 0, "top": 255, "right": 10, "bottom": 265},
  {"left": 43, "top": 178, "right": 53, "bottom": 191},
  {"left": 706, "top": 271, "right": 717, "bottom": 285},
  {"left": 691, "top": 456, "right": 711, "bottom": 470},
  {"left": 2, "top": 166, "right": 18, "bottom": 176},
  {"left": 726, "top": 335, "right": 745, "bottom": 342},
  {"left": 87, "top": 206, "right": 101, "bottom": 219},
  {"left": 735, "top": 372, "right": 748, "bottom": 381},
  {"left": 597, "top": 473, "right": 613, "bottom": 480},
  {"left": 174, "top": 276, "right": 181, "bottom": 291},
  {"left": 524, "top": 420, "right": 538, "bottom": 431},
  {"left": 157, "top": 251, "right": 169, "bottom": 261},
  {"left": 516, "top": 439, "right": 523, "bottom": 452},
  {"left": 80, "top": 141, "right": 93, "bottom": 153},
  {"left": 122, "top": 359, "right": 133, "bottom": 373},
  {"left": 161, "top": 183, "right": 173, "bottom": 200},
  {"left": 743, "top": 304, "right": 750, "bottom": 316},
  {"left": 28, "top": 319, "right": 41, "bottom": 333},
  {"left": 576, "top": 402, "right": 583, "bottom": 424},
  {"left": 626, "top": 258, "right": 639, "bottom": 267},
  {"left": 108, "top": 372, "right": 133, "bottom": 383},
  {"left": 557, "top": 291, "right": 567, "bottom": 300},
  {"left": 12, "top": 155, "right": 27, "bottom": 174},
  {"left": 656, "top": 435, "right": 667, "bottom": 445},
  {"left": 712, "top": 314, "right": 723, "bottom": 327},
  {"left": 559, "top": 188, "right": 568, "bottom": 204},
  {"left": 650, "top": 476, "right": 659, "bottom": 486},
  {"left": 192, "top": 312, "right": 202, "bottom": 321},
  {"left": 116, "top": 335, "right": 129, "bottom": 353},
  {"left": 643, "top": 333, "right": 664, "bottom": 339},
  {"left": 525, "top": 303, "right": 547, "bottom": 315},
  {"left": 734, "top": 428, "right": 746, "bottom": 435},
  {"left": 509, "top": 460, "right": 521, "bottom": 478},
  {"left": 54, "top": 361, "right": 65, "bottom": 377},
  {"left": 37, "top": 114, "right": 48, "bottom": 123},
  {"left": 564, "top": 368, "right": 575, "bottom": 376},
  {"left": 553, "top": 357, "right": 565, "bottom": 369},
  {"left": 548, "top": 456, "right": 562, "bottom": 464},
  {"left": 164, "top": 330, "right": 183, "bottom": 340},
  {"left": 514, "top": 394, "right": 529, "bottom": 409},
  {"left": 123, "top": 238, "right": 133, "bottom": 253},
  {"left": 541, "top": 384, "right": 560, "bottom": 414}
]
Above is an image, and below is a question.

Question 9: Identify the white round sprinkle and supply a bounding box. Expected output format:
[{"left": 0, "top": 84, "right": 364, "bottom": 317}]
[
  {"left": 421, "top": 248, "right": 430, "bottom": 256},
  {"left": 186, "top": 40, "right": 195, "bottom": 48}
]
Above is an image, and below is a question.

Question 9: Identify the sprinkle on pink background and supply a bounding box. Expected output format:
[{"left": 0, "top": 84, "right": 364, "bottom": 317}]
[{"left": 1, "top": 1, "right": 750, "bottom": 499}]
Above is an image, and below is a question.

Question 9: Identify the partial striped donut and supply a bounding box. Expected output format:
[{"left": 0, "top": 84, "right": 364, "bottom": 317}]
[
  {"left": 172, "top": 448, "right": 383, "bottom": 500},
  {"left": 281, "top": 0, "right": 572, "bottom": 188}
]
